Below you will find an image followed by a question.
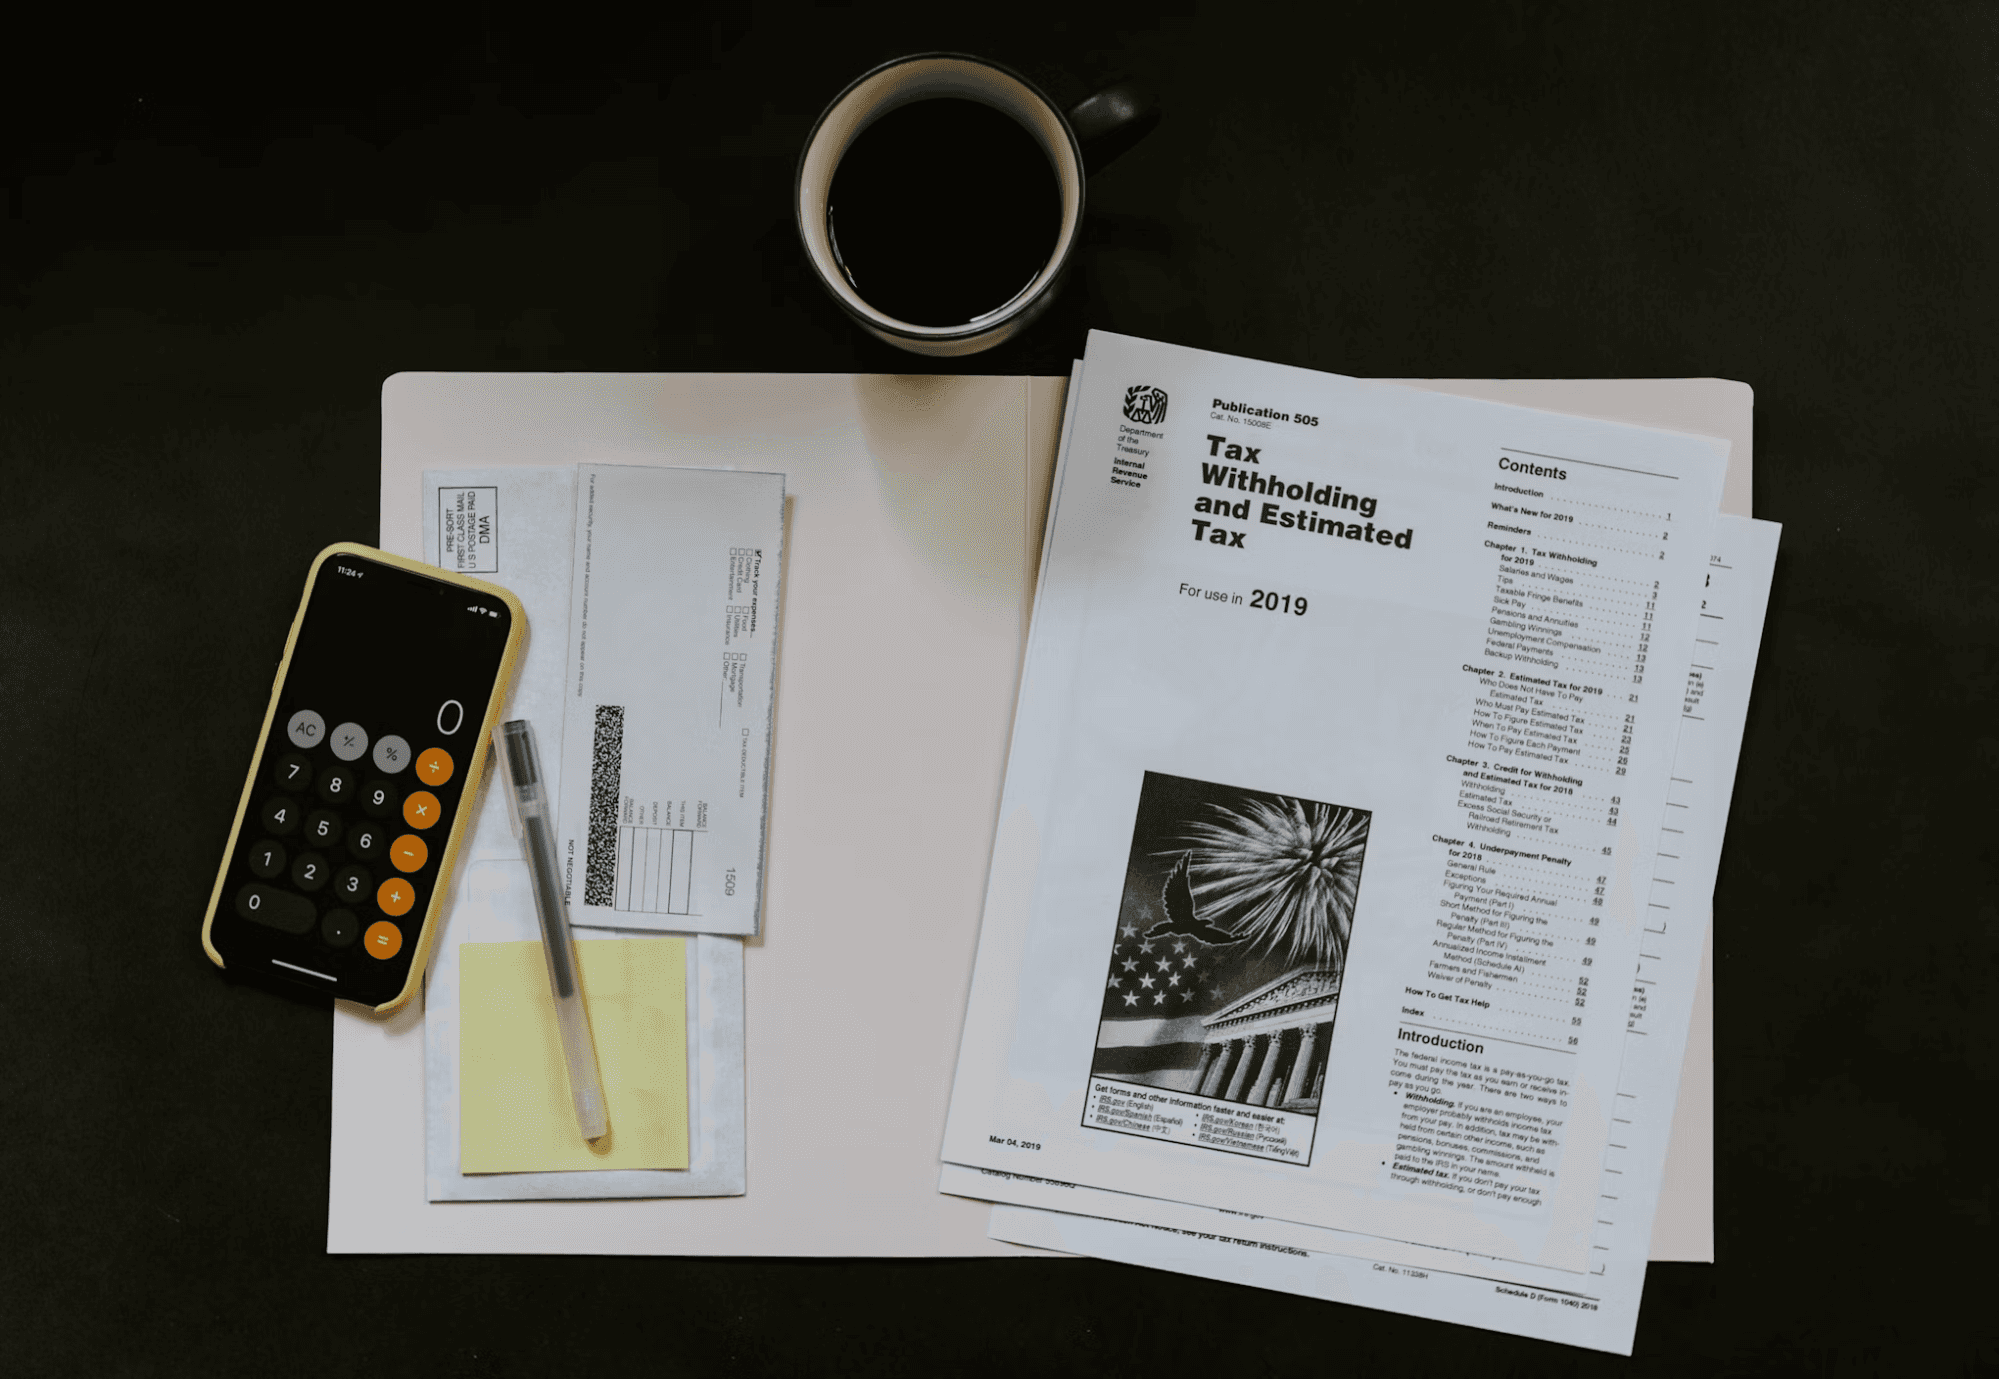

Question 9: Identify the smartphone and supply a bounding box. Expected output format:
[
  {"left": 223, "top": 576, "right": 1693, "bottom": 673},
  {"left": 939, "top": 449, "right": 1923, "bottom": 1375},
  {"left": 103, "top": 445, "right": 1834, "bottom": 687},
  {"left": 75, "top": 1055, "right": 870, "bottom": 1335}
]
[{"left": 201, "top": 542, "right": 525, "bottom": 1012}]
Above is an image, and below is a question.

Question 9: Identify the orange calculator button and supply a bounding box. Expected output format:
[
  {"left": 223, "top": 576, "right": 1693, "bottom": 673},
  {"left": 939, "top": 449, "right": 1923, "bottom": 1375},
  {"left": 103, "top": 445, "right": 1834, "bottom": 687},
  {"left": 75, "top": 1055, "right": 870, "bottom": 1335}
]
[
  {"left": 389, "top": 834, "right": 429, "bottom": 873},
  {"left": 363, "top": 920, "right": 404, "bottom": 960},
  {"left": 402, "top": 790, "right": 441, "bottom": 830},
  {"left": 415, "top": 747, "right": 454, "bottom": 787},
  {"left": 376, "top": 878, "right": 416, "bottom": 916}
]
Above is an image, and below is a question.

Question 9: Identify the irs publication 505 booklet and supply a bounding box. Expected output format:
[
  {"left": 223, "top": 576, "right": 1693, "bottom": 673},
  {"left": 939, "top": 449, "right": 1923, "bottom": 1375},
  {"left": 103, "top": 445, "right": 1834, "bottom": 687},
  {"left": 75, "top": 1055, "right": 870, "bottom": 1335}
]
[{"left": 941, "top": 332, "right": 1726, "bottom": 1274}]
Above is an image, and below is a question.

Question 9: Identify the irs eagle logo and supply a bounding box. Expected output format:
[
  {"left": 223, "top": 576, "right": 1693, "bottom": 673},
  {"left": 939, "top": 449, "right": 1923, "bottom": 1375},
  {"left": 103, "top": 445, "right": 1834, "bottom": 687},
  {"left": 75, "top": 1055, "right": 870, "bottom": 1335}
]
[{"left": 1122, "top": 385, "right": 1168, "bottom": 425}]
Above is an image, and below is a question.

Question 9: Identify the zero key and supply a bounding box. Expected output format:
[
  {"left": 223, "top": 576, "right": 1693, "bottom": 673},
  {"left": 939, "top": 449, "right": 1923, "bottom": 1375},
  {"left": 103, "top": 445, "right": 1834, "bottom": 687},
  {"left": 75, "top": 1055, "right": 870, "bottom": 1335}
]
[{"left": 233, "top": 882, "right": 315, "bottom": 935}]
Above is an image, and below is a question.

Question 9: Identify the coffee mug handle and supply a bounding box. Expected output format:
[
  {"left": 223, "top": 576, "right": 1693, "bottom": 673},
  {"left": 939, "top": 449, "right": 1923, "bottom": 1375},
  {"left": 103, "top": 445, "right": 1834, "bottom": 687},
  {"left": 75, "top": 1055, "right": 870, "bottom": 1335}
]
[{"left": 1067, "top": 81, "right": 1161, "bottom": 174}]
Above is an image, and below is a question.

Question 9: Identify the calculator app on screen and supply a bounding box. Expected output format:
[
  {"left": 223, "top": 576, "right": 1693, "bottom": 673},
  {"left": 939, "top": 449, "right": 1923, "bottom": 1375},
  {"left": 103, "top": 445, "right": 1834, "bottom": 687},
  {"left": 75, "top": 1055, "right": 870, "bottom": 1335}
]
[{"left": 202, "top": 545, "right": 523, "bottom": 1012}]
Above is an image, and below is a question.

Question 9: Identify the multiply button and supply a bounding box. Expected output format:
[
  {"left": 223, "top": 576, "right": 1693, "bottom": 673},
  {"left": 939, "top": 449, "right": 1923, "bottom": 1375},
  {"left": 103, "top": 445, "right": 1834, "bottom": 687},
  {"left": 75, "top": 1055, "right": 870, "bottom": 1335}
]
[
  {"left": 363, "top": 920, "right": 404, "bottom": 960},
  {"left": 402, "top": 790, "right": 441, "bottom": 830},
  {"left": 329, "top": 722, "right": 369, "bottom": 762},
  {"left": 415, "top": 747, "right": 454, "bottom": 787},
  {"left": 372, "top": 735, "right": 411, "bottom": 774},
  {"left": 376, "top": 878, "right": 416, "bottom": 916},
  {"left": 286, "top": 709, "right": 325, "bottom": 749},
  {"left": 390, "top": 834, "right": 429, "bottom": 873}
]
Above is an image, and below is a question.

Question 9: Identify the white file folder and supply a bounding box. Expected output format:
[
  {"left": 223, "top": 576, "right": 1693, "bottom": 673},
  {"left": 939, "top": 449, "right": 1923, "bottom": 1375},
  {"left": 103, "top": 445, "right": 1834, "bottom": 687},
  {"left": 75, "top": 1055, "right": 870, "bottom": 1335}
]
[{"left": 330, "top": 371, "right": 1736, "bottom": 1259}]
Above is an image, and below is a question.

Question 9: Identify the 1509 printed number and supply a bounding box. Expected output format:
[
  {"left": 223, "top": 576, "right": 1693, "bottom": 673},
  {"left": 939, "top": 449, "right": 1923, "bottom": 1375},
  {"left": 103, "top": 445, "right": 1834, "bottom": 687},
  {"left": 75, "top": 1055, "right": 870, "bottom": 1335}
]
[{"left": 1250, "top": 589, "right": 1309, "bottom": 615}]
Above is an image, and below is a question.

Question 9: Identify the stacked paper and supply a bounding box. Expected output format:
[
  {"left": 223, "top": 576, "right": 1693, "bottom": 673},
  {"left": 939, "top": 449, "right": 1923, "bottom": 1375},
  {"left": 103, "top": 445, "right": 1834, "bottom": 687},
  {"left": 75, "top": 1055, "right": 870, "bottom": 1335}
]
[{"left": 938, "top": 333, "right": 1777, "bottom": 1354}]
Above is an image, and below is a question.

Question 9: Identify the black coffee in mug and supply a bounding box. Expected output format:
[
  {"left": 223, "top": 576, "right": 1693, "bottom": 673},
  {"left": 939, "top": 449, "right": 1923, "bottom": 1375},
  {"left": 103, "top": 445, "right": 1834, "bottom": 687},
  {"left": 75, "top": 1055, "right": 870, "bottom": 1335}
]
[{"left": 828, "top": 98, "right": 1062, "bottom": 328}]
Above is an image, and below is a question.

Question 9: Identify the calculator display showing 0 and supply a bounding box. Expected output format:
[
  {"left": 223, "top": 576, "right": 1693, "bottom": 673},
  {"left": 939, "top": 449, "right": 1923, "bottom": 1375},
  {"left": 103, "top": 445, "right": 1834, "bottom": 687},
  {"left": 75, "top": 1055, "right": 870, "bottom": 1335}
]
[{"left": 201, "top": 543, "right": 524, "bottom": 1013}]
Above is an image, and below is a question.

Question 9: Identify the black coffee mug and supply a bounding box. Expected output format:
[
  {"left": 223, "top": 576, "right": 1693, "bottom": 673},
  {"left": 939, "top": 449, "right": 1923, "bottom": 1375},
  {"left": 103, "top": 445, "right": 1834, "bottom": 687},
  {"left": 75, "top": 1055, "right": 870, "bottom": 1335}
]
[{"left": 795, "top": 54, "right": 1158, "bottom": 356}]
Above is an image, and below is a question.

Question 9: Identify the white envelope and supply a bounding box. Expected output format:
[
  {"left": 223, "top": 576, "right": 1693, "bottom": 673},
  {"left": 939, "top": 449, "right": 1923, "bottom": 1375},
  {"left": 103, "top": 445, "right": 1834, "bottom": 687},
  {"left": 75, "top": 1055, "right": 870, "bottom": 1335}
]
[{"left": 422, "top": 465, "right": 748, "bottom": 1201}]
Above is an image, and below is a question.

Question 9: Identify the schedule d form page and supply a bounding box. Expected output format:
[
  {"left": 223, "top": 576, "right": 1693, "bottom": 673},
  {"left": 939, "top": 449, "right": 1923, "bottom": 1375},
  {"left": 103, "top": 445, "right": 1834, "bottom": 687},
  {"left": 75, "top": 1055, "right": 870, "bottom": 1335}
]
[{"left": 942, "top": 333, "right": 1726, "bottom": 1276}]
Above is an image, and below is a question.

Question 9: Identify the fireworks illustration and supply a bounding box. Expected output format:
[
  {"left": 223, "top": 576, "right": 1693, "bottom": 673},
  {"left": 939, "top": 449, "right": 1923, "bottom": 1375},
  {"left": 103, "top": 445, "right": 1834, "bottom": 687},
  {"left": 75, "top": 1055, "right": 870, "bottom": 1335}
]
[{"left": 1153, "top": 795, "right": 1370, "bottom": 967}]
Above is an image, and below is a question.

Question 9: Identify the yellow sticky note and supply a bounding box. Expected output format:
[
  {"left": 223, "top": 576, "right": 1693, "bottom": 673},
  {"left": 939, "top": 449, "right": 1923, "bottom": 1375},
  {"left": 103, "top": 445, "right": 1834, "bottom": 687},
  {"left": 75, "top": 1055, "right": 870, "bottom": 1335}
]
[{"left": 460, "top": 937, "right": 688, "bottom": 1173}]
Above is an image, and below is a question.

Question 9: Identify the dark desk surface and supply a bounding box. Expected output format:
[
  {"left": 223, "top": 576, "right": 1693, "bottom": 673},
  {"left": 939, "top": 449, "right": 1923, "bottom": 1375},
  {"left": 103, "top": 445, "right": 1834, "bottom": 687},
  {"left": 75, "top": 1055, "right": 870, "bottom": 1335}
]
[{"left": 5, "top": 3, "right": 1992, "bottom": 1372}]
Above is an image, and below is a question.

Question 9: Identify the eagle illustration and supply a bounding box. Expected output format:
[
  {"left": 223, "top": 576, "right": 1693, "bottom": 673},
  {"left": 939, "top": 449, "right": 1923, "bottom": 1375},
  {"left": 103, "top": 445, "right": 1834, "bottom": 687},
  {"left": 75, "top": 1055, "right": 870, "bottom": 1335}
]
[{"left": 1143, "top": 853, "right": 1240, "bottom": 946}]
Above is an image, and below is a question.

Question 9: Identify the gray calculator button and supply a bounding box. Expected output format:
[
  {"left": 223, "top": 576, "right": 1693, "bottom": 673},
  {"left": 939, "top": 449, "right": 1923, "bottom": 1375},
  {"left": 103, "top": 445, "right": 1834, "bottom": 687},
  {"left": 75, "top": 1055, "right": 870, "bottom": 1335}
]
[
  {"left": 246, "top": 839, "right": 286, "bottom": 879},
  {"left": 316, "top": 766, "right": 358, "bottom": 807},
  {"left": 372, "top": 734, "right": 412, "bottom": 774},
  {"left": 290, "top": 851, "right": 331, "bottom": 892},
  {"left": 332, "top": 864, "right": 371, "bottom": 905},
  {"left": 287, "top": 709, "right": 326, "bottom": 749},
  {"left": 329, "top": 722, "right": 369, "bottom": 761},
  {"left": 259, "top": 796, "right": 302, "bottom": 836},
  {"left": 233, "top": 882, "right": 315, "bottom": 935},
  {"left": 321, "top": 909, "right": 360, "bottom": 948},
  {"left": 304, "top": 808, "right": 343, "bottom": 847}
]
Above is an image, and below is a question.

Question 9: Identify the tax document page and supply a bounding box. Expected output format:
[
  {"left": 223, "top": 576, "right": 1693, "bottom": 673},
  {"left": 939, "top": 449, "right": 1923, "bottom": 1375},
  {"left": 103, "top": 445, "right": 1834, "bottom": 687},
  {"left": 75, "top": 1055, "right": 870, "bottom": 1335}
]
[
  {"left": 941, "top": 332, "right": 1726, "bottom": 1273},
  {"left": 969, "top": 514, "right": 1780, "bottom": 1353}
]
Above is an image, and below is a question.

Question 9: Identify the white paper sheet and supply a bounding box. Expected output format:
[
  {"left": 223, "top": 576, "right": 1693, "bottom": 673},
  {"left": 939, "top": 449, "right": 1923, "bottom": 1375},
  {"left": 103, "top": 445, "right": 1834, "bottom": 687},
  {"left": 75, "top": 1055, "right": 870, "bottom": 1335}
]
[
  {"left": 976, "top": 514, "right": 1778, "bottom": 1353},
  {"left": 941, "top": 332, "right": 1725, "bottom": 1272},
  {"left": 1383, "top": 376, "right": 1751, "bottom": 1265}
]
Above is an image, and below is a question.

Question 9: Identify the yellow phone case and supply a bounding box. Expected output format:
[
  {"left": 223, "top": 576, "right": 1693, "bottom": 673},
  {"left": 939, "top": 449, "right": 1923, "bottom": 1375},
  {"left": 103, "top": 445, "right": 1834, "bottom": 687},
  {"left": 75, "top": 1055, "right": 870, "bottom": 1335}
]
[{"left": 199, "top": 541, "right": 527, "bottom": 1014}]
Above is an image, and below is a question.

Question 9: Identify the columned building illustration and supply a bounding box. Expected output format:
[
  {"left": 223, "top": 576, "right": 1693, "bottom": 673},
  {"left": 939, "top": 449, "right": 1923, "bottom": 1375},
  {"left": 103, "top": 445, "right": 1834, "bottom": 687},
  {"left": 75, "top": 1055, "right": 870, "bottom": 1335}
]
[{"left": 1191, "top": 967, "right": 1339, "bottom": 1114}]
